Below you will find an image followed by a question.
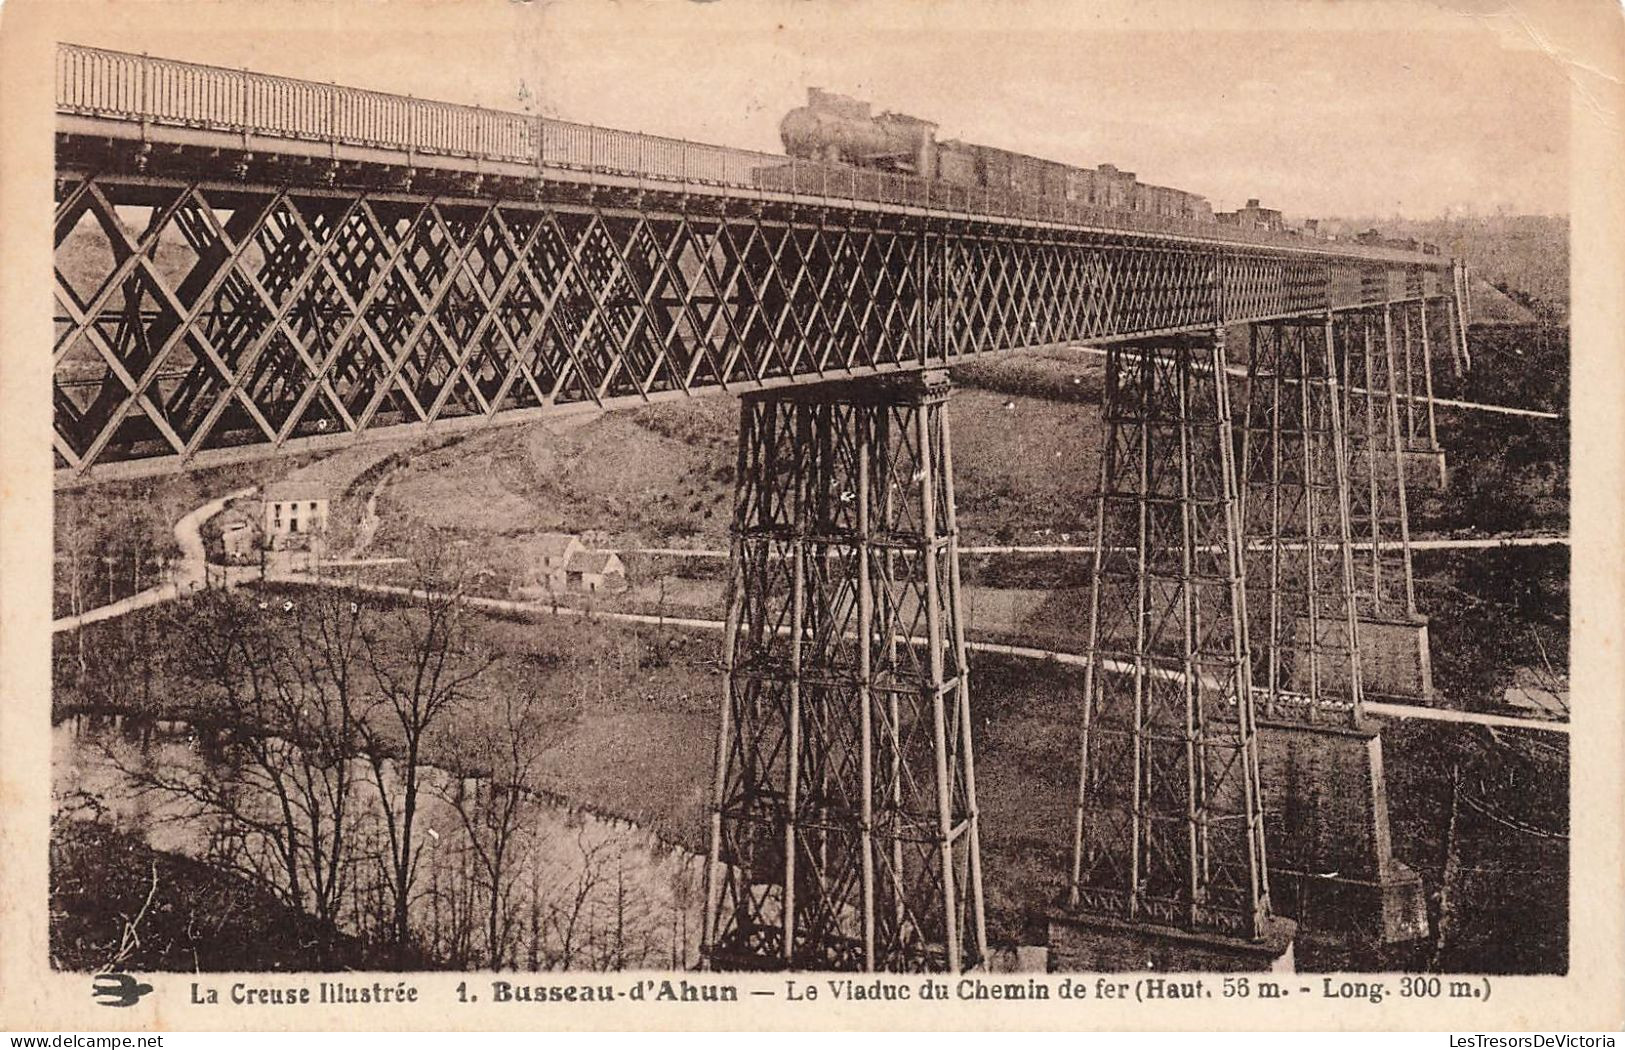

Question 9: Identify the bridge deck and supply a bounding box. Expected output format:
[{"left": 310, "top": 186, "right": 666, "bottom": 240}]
[
  {"left": 54, "top": 44, "right": 1458, "bottom": 483},
  {"left": 57, "top": 43, "right": 1437, "bottom": 267}
]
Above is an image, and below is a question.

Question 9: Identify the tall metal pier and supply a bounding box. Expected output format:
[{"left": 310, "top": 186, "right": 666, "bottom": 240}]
[
  {"left": 702, "top": 371, "right": 986, "bottom": 972},
  {"left": 1232, "top": 314, "right": 1431, "bottom": 947},
  {"left": 51, "top": 42, "right": 1476, "bottom": 967},
  {"left": 1061, "top": 332, "right": 1289, "bottom": 965},
  {"left": 1325, "top": 305, "right": 1438, "bottom": 705},
  {"left": 1239, "top": 317, "right": 1366, "bottom": 724}
]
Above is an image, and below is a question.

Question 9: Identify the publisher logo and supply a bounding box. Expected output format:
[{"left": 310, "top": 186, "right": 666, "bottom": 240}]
[{"left": 91, "top": 972, "right": 154, "bottom": 1008}]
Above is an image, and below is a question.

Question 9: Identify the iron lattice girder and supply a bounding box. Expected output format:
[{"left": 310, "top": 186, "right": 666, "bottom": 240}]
[
  {"left": 702, "top": 371, "right": 987, "bottom": 973},
  {"left": 1068, "top": 332, "right": 1273, "bottom": 942},
  {"left": 1237, "top": 318, "right": 1366, "bottom": 726},
  {"left": 55, "top": 169, "right": 1454, "bottom": 479}
]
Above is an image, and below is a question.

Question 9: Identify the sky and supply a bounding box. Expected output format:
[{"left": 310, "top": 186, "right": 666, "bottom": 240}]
[{"left": 47, "top": 0, "right": 1574, "bottom": 219}]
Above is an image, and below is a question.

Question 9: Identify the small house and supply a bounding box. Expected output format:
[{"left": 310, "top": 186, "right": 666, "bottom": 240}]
[
  {"left": 565, "top": 550, "right": 626, "bottom": 594},
  {"left": 263, "top": 479, "right": 331, "bottom": 550},
  {"left": 534, "top": 532, "right": 586, "bottom": 592}
]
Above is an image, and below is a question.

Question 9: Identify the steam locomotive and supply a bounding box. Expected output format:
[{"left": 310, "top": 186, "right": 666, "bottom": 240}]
[
  {"left": 775, "top": 88, "right": 1439, "bottom": 255},
  {"left": 781, "top": 88, "right": 1215, "bottom": 223}
]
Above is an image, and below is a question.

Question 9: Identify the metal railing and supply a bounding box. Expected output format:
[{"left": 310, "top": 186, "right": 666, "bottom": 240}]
[{"left": 56, "top": 43, "right": 1439, "bottom": 265}]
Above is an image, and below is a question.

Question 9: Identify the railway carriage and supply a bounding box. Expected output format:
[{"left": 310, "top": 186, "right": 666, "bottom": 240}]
[{"left": 779, "top": 87, "right": 1279, "bottom": 236}]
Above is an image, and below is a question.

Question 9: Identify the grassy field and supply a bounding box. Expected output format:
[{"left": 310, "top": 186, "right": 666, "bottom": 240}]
[{"left": 369, "top": 363, "right": 1109, "bottom": 556}]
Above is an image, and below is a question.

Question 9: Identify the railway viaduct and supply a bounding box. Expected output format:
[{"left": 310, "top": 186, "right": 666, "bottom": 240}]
[{"left": 54, "top": 44, "right": 1475, "bottom": 973}]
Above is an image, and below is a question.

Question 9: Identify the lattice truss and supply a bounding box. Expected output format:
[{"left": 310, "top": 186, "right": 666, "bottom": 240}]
[
  {"left": 1220, "top": 253, "right": 1330, "bottom": 321},
  {"left": 1237, "top": 320, "right": 1365, "bottom": 726},
  {"left": 55, "top": 172, "right": 1404, "bottom": 477},
  {"left": 703, "top": 372, "right": 986, "bottom": 973},
  {"left": 1333, "top": 309, "right": 1418, "bottom": 621},
  {"left": 930, "top": 232, "right": 1218, "bottom": 359},
  {"left": 1068, "top": 334, "right": 1272, "bottom": 941}
]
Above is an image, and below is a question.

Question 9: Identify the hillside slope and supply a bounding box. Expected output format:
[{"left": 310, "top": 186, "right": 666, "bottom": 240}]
[{"left": 374, "top": 371, "right": 1109, "bottom": 554}]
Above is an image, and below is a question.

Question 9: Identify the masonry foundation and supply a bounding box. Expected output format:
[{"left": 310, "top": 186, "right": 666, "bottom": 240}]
[
  {"left": 1402, "top": 447, "right": 1449, "bottom": 492},
  {"left": 1256, "top": 718, "right": 1429, "bottom": 946},
  {"left": 1291, "top": 615, "right": 1435, "bottom": 702}
]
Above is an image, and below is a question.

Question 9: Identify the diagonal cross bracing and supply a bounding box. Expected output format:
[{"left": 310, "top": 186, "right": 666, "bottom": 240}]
[
  {"left": 1237, "top": 318, "right": 1367, "bottom": 726},
  {"left": 55, "top": 167, "right": 1461, "bottom": 482},
  {"left": 1333, "top": 307, "right": 1419, "bottom": 620},
  {"left": 702, "top": 371, "right": 986, "bottom": 973},
  {"left": 1066, "top": 331, "right": 1274, "bottom": 942}
]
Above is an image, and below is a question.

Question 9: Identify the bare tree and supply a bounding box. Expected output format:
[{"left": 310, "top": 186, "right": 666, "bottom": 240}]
[
  {"left": 357, "top": 537, "right": 496, "bottom": 953},
  {"left": 123, "top": 585, "right": 371, "bottom": 945},
  {"left": 440, "top": 690, "right": 556, "bottom": 968},
  {"left": 528, "top": 827, "right": 614, "bottom": 970},
  {"left": 276, "top": 581, "right": 372, "bottom": 927},
  {"left": 599, "top": 849, "right": 669, "bottom": 971}
]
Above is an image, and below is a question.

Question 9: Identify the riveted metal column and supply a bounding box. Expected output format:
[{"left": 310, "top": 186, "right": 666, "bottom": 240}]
[
  {"left": 1331, "top": 308, "right": 1434, "bottom": 703},
  {"left": 939, "top": 406, "right": 989, "bottom": 963},
  {"left": 855, "top": 410, "right": 877, "bottom": 970},
  {"left": 1067, "top": 331, "right": 1277, "bottom": 943},
  {"left": 1360, "top": 315, "right": 1386, "bottom": 613},
  {"left": 1069, "top": 343, "right": 1117, "bottom": 909},
  {"left": 1382, "top": 307, "right": 1418, "bottom": 617},
  {"left": 1322, "top": 316, "right": 1368, "bottom": 717},
  {"left": 1238, "top": 318, "right": 1364, "bottom": 725},
  {"left": 705, "top": 370, "right": 983, "bottom": 973},
  {"left": 701, "top": 397, "right": 754, "bottom": 969},
  {"left": 1399, "top": 300, "right": 1419, "bottom": 447}
]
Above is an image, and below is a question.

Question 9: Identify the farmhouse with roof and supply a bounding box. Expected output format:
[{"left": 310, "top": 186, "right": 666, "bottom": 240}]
[
  {"left": 565, "top": 549, "right": 626, "bottom": 594},
  {"left": 262, "top": 479, "right": 331, "bottom": 550},
  {"left": 532, "top": 532, "right": 586, "bottom": 592}
]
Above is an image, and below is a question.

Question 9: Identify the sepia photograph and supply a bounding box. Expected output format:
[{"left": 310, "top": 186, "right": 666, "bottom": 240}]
[{"left": 2, "top": 0, "right": 1621, "bottom": 1034}]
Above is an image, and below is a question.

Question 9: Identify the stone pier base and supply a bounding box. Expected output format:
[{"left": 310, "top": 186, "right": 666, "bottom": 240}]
[
  {"left": 1292, "top": 615, "right": 1435, "bottom": 703},
  {"left": 1357, "top": 616, "right": 1435, "bottom": 702},
  {"left": 1402, "top": 447, "right": 1449, "bottom": 491},
  {"left": 1047, "top": 912, "right": 1297, "bottom": 973},
  {"left": 1257, "top": 718, "right": 1430, "bottom": 946}
]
